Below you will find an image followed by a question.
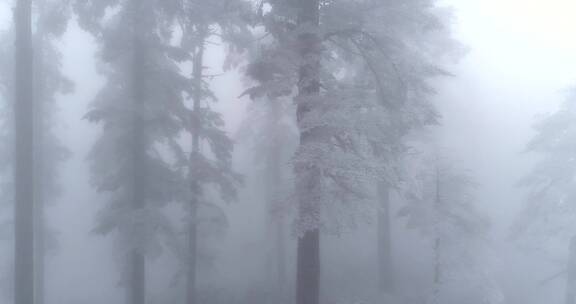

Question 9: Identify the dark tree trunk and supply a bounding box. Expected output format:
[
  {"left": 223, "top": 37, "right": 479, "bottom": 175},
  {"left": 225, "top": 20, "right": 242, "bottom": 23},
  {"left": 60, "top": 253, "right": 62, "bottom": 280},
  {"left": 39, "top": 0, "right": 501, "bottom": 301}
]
[
  {"left": 295, "top": 1, "right": 321, "bottom": 304},
  {"left": 13, "top": 0, "right": 35, "bottom": 304},
  {"left": 276, "top": 212, "right": 287, "bottom": 300},
  {"left": 377, "top": 183, "right": 394, "bottom": 294},
  {"left": 129, "top": 1, "right": 146, "bottom": 303},
  {"left": 296, "top": 226, "right": 320, "bottom": 304},
  {"left": 186, "top": 28, "right": 206, "bottom": 304}
]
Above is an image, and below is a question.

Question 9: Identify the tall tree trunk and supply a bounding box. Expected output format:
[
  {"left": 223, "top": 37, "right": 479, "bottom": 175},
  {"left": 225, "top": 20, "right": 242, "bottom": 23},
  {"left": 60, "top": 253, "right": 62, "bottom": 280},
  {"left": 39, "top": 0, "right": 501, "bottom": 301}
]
[
  {"left": 34, "top": 105, "right": 46, "bottom": 304},
  {"left": 296, "top": 225, "right": 319, "bottom": 304},
  {"left": 432, "top": 236, "right": 441, "bottom": 300},
  {"left": 33, "top": 193, "right": 44, "bottom": 304},
  {"left": 377, "top": 183, "right": 394, "bottom": 294},
  {"left": 276, "top": 211, "right": 287, "bottom": 300},
  {"left": 186, "top": 195, "right": 198, "bottom": 304},
  {"left": 33, "top": 17, "right": 46, "bottom": 304},
  {"left": 432, "top": 165, "right": 442, "bottom": 302},
  {"left": 186, "top": 29, "right": 206, "bottom": 304},
  {"left": 129, "top": 1, "right": 146, "bottom": 303},
  {"left": 14, "top": 0, "right": 35, "bottom": 304},
  {"left": 295, "top": 1, "right": 321, "bottom": 304},
  {"left": 566, "top": 236, "right": 576, "bottom": 304}
]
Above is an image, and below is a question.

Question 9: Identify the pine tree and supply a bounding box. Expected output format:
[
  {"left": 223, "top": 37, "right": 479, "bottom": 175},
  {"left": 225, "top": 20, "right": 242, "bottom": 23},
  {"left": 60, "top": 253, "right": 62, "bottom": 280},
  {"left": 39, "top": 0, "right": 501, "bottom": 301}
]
[
  {"left": 175, "top": 1, "right": 249, "bottom": 303},
  {"left": 245, "top": 1, "right": 391, "bottom": 304},
  {"left": 0, "top": 2, "right": 71, "bottom": 302},
  {"left": 293, "top": 2, "right": 321, "bottom": 304},
  {"left": 515, "top": 89, "right": 576, "bottom": 304},
  {"left": 400, "top": 155, "right": 502, "bottom": 304},
  {"left": 335, "top": 0, "right": 453, "bottom": 293},
  {"left": 245, "top": 1, "right": 459, "bottom": 303},
  {"left": 74, "top": 1, "right": 187, "bottom": 304}
]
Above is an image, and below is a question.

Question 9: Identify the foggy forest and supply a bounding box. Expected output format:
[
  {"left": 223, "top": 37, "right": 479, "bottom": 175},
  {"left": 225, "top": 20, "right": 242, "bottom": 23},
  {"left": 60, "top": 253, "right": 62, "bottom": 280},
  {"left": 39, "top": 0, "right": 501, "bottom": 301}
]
[{"left": 1, "top": 0, "right": 576, "bottom": 304}]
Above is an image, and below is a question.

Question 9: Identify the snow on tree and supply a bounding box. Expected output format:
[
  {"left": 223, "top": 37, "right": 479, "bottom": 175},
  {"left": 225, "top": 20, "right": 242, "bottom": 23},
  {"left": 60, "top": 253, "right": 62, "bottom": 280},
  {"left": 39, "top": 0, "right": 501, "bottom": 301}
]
[
  {"left": 515, "top": 89, "right": 576, "bottom": 245},
  {"left": 320, "top": 1, "right": 460, "bottom": 295},
  {"left": 244, "top": 1, "right": 461, "bottom": 304},
  {"left": 514, "top": 89, "right": 576, "bottom": 304},
  {"left": 243, "top": 0, "right": 461, "bottom": 235},
  {"left": 400, "top": 153, "right": 504, "bottom": 304}
]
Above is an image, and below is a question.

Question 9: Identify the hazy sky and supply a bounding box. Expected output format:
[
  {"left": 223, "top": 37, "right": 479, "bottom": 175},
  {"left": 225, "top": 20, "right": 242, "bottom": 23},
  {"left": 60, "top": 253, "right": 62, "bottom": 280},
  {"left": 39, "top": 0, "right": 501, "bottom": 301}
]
[
  {"left": 432, "top": 2, "right": 576, "bottom": 301},
  {"left": 436, "top": 0, "right": 576, "bottom": 224}
]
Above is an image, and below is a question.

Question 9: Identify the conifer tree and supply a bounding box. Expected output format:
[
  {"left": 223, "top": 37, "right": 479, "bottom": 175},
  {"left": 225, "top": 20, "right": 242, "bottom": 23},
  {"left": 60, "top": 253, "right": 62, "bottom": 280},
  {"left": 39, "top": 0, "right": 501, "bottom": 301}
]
[
  {"left": 244, "top": 1, "right": 457, "bottom": 303},
  {"left": 515, "top": 89, "right": 576, "bottom": 304},
  {"left": 74, "top": 1, "right": 187, "bottom": 303},
  {"left": 0, "top": 1, "right": 71, "bottom": 301},
  {"left": 401, "top": 155, "right": 502, "bottom": 304},
  {"left": 175, "top": 1, "right": 249, "bottom": 302}
]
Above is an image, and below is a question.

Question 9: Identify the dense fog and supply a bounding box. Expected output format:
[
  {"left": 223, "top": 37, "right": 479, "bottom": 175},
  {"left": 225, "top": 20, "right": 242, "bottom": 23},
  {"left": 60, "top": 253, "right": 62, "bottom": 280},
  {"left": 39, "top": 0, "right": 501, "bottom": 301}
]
[{"left": 1, "top": 1, "right": 576, "bottom": 304}]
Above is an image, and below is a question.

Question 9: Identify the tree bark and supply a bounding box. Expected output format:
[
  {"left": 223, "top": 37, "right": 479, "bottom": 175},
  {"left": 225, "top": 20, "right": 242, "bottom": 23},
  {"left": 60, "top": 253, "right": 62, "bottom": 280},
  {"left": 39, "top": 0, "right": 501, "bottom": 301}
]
[
  {"left": 296, "top": 226, "right": 319, "bottom": 304},
  {"left": 14, "top": 0, "right": 36, "bottom": 303},
  {"left": 377, "top": 183, "right": 394, "bottom": 294},
  {"left": 186, "top": 28, "right": 206, "bottom": 304},
  {"left": 295, "top": 1, "right": 321, "bottom": 304}
]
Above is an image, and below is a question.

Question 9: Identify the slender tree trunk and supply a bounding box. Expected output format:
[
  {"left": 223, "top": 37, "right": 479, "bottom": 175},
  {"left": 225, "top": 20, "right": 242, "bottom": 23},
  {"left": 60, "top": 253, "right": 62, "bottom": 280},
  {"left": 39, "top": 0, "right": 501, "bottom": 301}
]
[
  {"left": 565, "top": 236, "right": 576, "bottom": 304},
  {"left": 432, "top": 166, "right": 442, "bottom": 303},
  {"left": 186, "top": 29, "right": 206, "bottom": 304},
  {"left": 186, "top": 198, "right": 198, "bottom": 304},
  {"left": 432, "top": 236, "right": 441, "bottom": 301},
  {"left": 129, "top": 1, "right": 146, "bottom": 303},
  {"left": 276, "top": 212, "right": 287, "bottom": 300},
  {"left": 33, "top": 195, "right": 44, "bottom": 304},
  {"left": 295, "top": 1, "right": 321, "bottom": 304},
  {"left": 14, "top": 0, "right": 35, "bottom": 303},
  {"left": 33, "top": 135, "right": 45, "bottom": 304},
  {"left": 33, "top": 19, "right": 46, "bottom": 304},
  {"left": 377, "top": 183, "right": 394, "bottom": 294}
]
